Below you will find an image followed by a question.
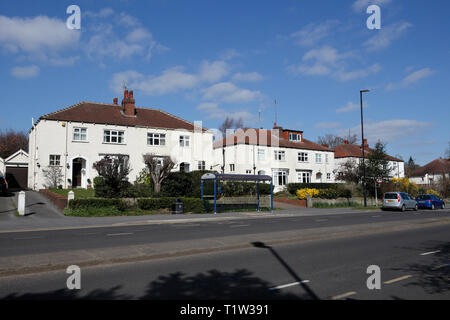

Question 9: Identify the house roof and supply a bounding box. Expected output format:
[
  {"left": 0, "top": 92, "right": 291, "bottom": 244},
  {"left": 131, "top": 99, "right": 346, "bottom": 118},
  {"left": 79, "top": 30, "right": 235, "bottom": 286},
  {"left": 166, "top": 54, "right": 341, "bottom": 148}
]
[
  {"left": 36, "top": 101, "right": 207, "bottom": 132},
  {"left": 213, "top": 128, "right": 332, "bottom": 152},
  {"left": 333, "top": 144, "right": 403, "bottom": 162},
  {"left": 5, "top": 149, "right": 29, "bottom": 163},
  {"left": 411, "top": 158, "right": 450, "bottom": 177}
]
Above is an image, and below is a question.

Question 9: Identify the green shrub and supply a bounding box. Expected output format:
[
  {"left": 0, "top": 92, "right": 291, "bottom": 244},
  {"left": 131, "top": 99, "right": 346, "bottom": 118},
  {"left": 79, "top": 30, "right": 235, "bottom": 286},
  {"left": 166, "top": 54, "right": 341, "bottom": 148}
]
[
  {"left": 68, "top": 198, "right": 127, "bottom": 210},
  {"left": 318, "top": 188, "right": 339, "bottom": 199},
  {"left": 137, "top": 197, "right": 206, "bottom": 213}
]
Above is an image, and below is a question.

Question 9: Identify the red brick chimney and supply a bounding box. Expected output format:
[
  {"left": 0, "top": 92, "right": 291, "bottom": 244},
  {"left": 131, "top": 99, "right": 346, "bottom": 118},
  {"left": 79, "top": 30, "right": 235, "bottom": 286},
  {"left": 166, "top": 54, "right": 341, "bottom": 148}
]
[
  {"left": 122, "top": 89, "right": 135, "bottom": 116},
  {"left": 113, "top": 97, "right": 118, "bottom": 105},
  {"left": 363, "top": 139, "right": 368, "bottom": 148},
  {"left": 344, "top": 140, "right": 349, "bottom": 144}
]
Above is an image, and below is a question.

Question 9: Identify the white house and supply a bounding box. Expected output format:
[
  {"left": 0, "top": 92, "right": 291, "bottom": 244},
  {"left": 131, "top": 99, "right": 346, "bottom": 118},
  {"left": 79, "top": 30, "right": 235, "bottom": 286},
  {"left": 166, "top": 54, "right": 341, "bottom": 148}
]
[
  {"left": 28, "top": 90, "right": 214, "bottom": 190},
  {"left": 333, "top": 139, "right": 405, "bottom": 181},
  {"left": 213, "top": 126, "right": 336, "bottom": 191},
  {"left": 409, "top": 158, "right": 450, "bottom": 186}
]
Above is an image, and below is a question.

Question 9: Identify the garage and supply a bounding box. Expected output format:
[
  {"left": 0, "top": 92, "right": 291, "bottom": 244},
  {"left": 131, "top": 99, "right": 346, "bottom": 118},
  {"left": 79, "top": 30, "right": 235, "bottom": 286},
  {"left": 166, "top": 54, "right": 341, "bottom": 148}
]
[{"left": 4, "top": 149, "right": 29, "bottom": 191}]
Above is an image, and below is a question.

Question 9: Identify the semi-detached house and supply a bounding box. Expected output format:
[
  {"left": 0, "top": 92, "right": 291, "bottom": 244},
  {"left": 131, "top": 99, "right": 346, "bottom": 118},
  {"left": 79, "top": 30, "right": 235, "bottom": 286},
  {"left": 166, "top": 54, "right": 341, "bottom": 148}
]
[
  {"left": 28, "top": 90, "right": 214, "bottom": 190},
  {"left": 213, "top": 126, "right": 335, "bottom": 192}
]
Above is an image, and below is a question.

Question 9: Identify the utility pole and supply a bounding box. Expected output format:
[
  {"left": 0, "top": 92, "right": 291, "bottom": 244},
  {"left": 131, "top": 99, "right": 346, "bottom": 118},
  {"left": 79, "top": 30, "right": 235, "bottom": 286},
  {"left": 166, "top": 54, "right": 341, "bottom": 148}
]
[{"left": 360, "top": 89, "right": 370, "bottom": 207}]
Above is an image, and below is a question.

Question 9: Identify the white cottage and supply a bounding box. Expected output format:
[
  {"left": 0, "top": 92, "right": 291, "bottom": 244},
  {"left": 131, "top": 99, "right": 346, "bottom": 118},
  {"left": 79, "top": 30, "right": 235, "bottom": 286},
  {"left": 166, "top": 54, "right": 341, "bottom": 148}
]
[
  {"left": 213, "top": 126, "right": 336, "bottom": 192},
  {"left": 28, "top": 90, "right": 214, "bottom": 190}
]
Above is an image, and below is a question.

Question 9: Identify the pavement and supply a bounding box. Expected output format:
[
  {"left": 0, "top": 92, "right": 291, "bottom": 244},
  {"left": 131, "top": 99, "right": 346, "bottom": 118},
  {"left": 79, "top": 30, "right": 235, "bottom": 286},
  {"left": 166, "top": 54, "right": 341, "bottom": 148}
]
[{"left": 0, "top": 190, "right": 386, "bottom": 233}]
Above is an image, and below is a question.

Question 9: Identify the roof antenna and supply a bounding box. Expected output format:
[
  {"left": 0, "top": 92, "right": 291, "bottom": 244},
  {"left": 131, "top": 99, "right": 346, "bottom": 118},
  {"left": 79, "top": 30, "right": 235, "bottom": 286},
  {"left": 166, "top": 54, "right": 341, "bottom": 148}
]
[
  {"left": 121, "top": 80, "right": 128, "bottom": 91},
  {"left": 274, "top": 99, "right": 278, "bottom": 127},
  {"left": 258, "top": 108, "right": 262, "bottom": 129}
]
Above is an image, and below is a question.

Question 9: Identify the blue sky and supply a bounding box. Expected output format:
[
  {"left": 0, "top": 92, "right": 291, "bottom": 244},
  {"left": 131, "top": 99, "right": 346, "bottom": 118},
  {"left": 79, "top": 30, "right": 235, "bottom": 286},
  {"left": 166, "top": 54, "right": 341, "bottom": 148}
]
[{"left": 0, "top": 0, "right": 449, "bottom": 165}]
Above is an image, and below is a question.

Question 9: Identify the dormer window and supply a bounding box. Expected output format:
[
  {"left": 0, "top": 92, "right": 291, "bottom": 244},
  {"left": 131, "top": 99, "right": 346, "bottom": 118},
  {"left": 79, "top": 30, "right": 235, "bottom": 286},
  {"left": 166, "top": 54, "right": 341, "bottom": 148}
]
[{"left": 289, "top": 133, "right": 301, "bottom": 142}]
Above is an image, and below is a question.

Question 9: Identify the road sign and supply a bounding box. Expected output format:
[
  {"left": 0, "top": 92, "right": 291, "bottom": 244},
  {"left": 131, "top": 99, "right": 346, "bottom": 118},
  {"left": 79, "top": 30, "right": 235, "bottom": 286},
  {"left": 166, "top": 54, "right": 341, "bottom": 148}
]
[{"left": 376, "top": 177, "right": 383, "bottom": 184}]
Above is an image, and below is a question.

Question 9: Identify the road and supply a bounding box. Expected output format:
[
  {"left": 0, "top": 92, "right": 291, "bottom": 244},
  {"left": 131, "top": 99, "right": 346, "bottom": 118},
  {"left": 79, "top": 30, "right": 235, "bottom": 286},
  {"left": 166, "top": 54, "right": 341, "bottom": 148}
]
[{"left": 0, "top": 223, "right": 448, "bottom": 300}]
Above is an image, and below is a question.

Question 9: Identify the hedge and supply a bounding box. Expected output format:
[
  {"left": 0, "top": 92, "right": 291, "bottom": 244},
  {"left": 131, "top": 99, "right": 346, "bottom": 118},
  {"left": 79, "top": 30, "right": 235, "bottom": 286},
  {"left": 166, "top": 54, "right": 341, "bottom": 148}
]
[
  {"left": 138, "top": 197, "right": 205, "bottom": 213},
  {"left": 68, "top": 198, "right": 127, "bottom": 211}
]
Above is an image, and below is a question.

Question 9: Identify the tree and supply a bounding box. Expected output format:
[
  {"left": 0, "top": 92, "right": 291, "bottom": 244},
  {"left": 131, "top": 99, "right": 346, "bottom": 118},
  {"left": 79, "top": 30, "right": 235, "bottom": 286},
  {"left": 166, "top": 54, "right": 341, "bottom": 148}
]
[
  {"left": 143, "top": 154, "right": 176, "bottom": 194},
  {"left": 336, "top": 159, "right": 361, "bottom": 184},
  {"left": 218, "top": 116, "right": 244, "bottom": 173},
  {"left": 405, "top": 156, "right": 420, "bottom": 177},
  {"left": 42, "top": 166, "right": 63, "bottom": 189},
  {"left": 0, "top": 129, "right": 28, "bottom": 159},
  {"left": 93, "top": 155, "right": 131, "bottom": 198},
  {"left": 317, "top": 133, "right": 358, "bottom": 148}
]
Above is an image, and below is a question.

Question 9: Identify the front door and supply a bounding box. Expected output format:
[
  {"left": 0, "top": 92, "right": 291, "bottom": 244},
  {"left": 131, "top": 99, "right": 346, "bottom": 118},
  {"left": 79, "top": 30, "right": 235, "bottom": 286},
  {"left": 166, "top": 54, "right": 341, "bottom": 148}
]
[{"left": 72, "top": 159, "right": 82, "bottom": 188}]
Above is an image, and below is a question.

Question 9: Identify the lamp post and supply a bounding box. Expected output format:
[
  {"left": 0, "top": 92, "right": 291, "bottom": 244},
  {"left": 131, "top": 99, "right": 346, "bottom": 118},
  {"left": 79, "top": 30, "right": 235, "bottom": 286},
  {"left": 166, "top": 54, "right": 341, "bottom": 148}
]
[{"left": 360, "top": 89, "right": 370, "bottom": 207}]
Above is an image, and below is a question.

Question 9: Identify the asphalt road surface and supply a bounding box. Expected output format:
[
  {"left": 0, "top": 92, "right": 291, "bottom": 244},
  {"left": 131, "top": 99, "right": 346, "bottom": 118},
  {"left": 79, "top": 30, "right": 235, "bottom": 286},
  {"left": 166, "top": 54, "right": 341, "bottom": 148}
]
[
  {"left": 0, "top": 224, "right": 448, "bottom": 300},
  {"left": 0, "top": 208, "right": 449, "bottom": 300}
]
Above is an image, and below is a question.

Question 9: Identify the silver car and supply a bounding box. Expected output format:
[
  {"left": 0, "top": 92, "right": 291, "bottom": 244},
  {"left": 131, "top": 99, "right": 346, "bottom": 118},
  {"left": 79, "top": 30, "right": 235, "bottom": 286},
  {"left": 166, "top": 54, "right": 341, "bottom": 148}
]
[{"left": 382, "top": 192, "right": 418, "bottom": 211}]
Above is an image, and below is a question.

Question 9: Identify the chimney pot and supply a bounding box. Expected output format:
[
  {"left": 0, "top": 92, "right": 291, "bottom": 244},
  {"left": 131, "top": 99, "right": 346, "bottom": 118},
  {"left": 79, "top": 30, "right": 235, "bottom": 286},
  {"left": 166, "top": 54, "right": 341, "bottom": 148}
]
[
  {"left": 129, "top": 90, "right": 133, "bottom": 99},
  {"left": 124, "top": 90, "right": 128, "bottom": 99},
  {"left": 113, "top": 98, "right": 118, "bottom": 105}
]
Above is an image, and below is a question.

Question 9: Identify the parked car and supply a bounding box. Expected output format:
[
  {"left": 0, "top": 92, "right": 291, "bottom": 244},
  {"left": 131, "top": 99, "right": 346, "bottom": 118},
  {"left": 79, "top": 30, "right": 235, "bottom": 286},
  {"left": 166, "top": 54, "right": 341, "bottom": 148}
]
[
  {"left": 382, "top": 192, "right": 418, "bottom": 211},
  {"left": 416, "top": 194, "right": 445, "bottom": 210},
  {"left": 0, "top": 176, "right": 8, "bottom": 196}
]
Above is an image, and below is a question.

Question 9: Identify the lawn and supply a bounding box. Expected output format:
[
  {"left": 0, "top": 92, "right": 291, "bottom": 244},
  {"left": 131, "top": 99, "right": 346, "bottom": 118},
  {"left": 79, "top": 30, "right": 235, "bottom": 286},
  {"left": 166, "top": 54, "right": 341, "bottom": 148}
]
[{"left": 49, "top": 188, "right": 96, "bottom": 199}]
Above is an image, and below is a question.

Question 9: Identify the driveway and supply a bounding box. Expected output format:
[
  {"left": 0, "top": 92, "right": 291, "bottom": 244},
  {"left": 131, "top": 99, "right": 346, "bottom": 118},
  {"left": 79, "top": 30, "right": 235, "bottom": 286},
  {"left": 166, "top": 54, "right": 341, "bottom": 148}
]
[{"left": 0, "top": 193, "right": 16, "bottom": 220}]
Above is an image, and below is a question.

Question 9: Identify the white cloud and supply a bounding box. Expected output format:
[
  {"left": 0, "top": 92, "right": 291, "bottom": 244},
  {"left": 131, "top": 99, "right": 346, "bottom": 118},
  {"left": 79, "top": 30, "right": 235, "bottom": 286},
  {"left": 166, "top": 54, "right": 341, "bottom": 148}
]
[
  {"left": 85, "top": 8, "right": 115, "bottom": 18},
  {"left": 364, "top": 22, "right": 412, "bottom": 51},
  {"left": 352, "top": 0, "right": 392, "bottom": 12},
  {"left": 196, "top": 102, "right": 253, "bottom": 122},
  {"left": 386, "top": 68, "right": 434, "bottom": 90},
  {"left": 290, "top": 20, "right": 339, "bottom": 47},
  {"left": 201, "top": 82, "right": 263, "bottom": 103},
  {"left": 11, "top": 65, "right": 40, "bottom": 78},
  {"left": 232, "top": 72, "right": 264, "bottom": 82},
  {"left": 198, "top": 60, "right": 230, "bottom": 82},
  {"left": 336, "top": 102, "right": 359, "bottom": 114},
  {"left": 315, "top": 122, "right": 341, "bottom": 129},
  {"left": 342, "top": 120, "right": 432, "bottom": 143},
  {"left": 0, "top": 15, "right": 79, "bottom": 54},
  {"left": 288, "top": 46, "right": 379, "bottom": 81}
]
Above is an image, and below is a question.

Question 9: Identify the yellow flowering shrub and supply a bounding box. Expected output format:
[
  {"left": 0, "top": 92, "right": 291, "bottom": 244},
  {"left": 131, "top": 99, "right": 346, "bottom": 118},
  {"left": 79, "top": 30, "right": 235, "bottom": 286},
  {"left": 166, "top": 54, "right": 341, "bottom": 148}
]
[
  {"left": 392, "top": 177, "right": 419, "bottom": 197},
  {"left": 296, "top": 188, "right": 320, "bottom": 200},
  {"left": 426, "top": 189, "right": 440, "bottom": 197}
]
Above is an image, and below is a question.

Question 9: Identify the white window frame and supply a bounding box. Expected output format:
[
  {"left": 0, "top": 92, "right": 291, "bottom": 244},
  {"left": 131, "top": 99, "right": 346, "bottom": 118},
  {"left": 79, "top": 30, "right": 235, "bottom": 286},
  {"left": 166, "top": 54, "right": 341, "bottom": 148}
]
[
  {"left": 298, "top": 152, "right": 308, "bottom": 162},
  {"left": 49, "top": 154, "right": 61, "bottom": 166},
  {"left": 73, "top": 127, "right": 87, "bottom": 142},
  {"left": 297, "top": 171, "right": 311, "bottom": 183},
  {"left": 274, "top": 150, "right": 286, "bottom": 161},
  {"left": 147, "top": 133, "right": 166, "bottom": 146},
  {"left": 274, "top": 170, "right": 287, "bottom": 186},
  {"left": 325, "top": 154, "right": 329, "bottom": 163},
  {"left": 103, "top": 130, "right": 125, "bottom": 144},
  {"left": 180, "top": 135, "right": 190, "bottom": 147},
  {"left": 289, "top": 133, "right": 301, "bottom": 142},
  {"left": 198, "top": 160, "right": 206, "bottom": 170},
  {"left": 315, "top": 153, "right": 322, "bottom": 163},
  {"left": 257, "top": 149, "right": 265, "bottom": 161}
]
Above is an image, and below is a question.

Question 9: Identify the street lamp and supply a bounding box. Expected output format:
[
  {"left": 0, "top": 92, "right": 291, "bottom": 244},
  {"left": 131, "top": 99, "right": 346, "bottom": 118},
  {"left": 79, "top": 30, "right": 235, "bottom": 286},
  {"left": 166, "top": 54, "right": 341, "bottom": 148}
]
[{"left": 360, "top": 89, "right": 370, "bottom": 207}]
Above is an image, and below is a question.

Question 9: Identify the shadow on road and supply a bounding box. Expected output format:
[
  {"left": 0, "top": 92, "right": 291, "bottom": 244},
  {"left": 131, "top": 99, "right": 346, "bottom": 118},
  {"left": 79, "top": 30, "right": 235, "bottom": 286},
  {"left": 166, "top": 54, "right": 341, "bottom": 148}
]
[
  {"left": 1, "top": 269, "right": 309, "bottom": 300},
  {"left": 392, "top": 241, "right": 450, "bottom": 295}
]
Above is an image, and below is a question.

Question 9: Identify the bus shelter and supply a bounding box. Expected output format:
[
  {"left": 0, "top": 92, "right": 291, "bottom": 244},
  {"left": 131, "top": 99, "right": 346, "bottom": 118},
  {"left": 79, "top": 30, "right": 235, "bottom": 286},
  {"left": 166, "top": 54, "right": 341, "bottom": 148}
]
[{"left": 200, "top": 173, "right": 273, "bottom": 214}]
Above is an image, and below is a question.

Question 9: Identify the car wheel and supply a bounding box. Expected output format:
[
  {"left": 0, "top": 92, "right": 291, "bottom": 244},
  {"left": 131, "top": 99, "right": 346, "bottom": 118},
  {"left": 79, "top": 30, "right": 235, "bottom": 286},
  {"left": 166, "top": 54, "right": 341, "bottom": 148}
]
[
  {"left": 414, "top": 204, "right": 418, "bottom": 211},
  {"left": 401, "top": 205, "right": 406, "bottom": 212}
]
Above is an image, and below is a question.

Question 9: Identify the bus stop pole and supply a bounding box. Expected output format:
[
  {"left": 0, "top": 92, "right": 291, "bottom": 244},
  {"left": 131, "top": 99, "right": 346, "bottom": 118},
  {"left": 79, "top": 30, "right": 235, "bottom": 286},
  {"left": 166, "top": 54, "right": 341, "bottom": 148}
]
[
  {"left": 257, "top": 182, "right": 260, "bottom": 212},
  {"left": 270, "top": 180, "right": 274, "bottom": 212},
  {"left": 214, "top": 179, "right": 217, "bottom": 214},
  {"left": 201, "top": 180, "right": 204, "bottom": 201}
]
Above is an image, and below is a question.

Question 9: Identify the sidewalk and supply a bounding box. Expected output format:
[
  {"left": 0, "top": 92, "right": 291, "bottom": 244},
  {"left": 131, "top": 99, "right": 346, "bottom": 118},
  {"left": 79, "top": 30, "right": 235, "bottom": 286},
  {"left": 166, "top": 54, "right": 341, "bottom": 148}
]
[{"left": 0, "top": 190, "right": 368, "bottom": 233}]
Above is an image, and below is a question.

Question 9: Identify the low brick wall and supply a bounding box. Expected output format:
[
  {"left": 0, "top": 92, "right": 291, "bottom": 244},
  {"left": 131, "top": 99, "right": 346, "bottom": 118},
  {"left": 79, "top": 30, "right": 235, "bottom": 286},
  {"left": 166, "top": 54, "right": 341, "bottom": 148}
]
[
  {"left": 39, "top": 189, "right": 68, "bottom": 211},
  {"left": 274, "top": 198, "right": 307, "bottom": 207}
]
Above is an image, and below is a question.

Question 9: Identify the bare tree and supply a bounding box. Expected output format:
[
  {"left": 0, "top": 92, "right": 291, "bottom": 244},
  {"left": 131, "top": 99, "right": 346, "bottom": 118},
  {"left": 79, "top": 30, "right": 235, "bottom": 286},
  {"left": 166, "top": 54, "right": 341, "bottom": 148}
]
[
  {"left": 42, "top": 166, "right": 64, "bottom": 189},
  {"left": 0, "top": 129, "right": 28, "bottom": 159},
  {"left": 143, "top": 154, "right": 176, "bottom": 194},
  {"left": 218, "top": 116, "right": 244, "bottom": 173},
  {"left": 317, "top": 133, "right": 358, "bottom": 148}
]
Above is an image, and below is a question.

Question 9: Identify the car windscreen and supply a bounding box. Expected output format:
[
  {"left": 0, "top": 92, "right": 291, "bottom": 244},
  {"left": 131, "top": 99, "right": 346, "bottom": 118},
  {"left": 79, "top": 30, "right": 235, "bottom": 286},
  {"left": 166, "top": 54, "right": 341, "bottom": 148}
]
[
  {"left": 384, "top": 193, "right": 398, "bottom": 199},
  {"left": 417, "top": 195, "right": 431, "bottom": 200}
]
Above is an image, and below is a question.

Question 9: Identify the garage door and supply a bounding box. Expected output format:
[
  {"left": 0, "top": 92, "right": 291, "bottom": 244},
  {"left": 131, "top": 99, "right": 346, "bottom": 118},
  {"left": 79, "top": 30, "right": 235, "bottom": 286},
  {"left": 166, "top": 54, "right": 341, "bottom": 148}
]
[{"left": 6, "top": 167, "right": 28, "bottom": 190}]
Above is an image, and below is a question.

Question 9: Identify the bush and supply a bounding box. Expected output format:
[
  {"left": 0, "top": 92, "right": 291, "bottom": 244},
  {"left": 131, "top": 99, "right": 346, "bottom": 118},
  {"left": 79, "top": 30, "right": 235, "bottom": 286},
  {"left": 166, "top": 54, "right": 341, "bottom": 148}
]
[
  {"left": 120, "top": 183, "right": 153, "bottom": 198},
  {"left": 287, "top": 183, "right": 340, "bottom": 194},
  {"left": 338, "top": 188, "right": 352, "bottom": 199},
  {"left": 318, "top": 188, "right": 339, "bottom": 199},
  {"left": 426, "top": 189, "right": 440, "bottom": 197},
  {"left": 69, "top": 198, "right": 126, "bottom": 210}
]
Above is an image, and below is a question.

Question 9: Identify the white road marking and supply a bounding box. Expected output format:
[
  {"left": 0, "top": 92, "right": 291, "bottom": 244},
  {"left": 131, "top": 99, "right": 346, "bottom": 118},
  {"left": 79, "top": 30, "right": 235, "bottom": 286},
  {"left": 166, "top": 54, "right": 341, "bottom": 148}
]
[
  {"left": 106, "top": 233, "right": 133, "bottom": 237},
  {"left": 230, "top": 224, "right": 250, "bottom": 228},
  {"left": 269, "top": 280, "right": 310, "bottom": 290},
  {"left": 372, "top": 215, "right": 381, "bottom": 218},
  {"left": 331, "top": 291, "right": 357, "bottom": 300},
  {"left": 420, "top": 250, "right": 441, "bottom": 256},
  {"left": 384, "top": 275, "right": 413, "bottom": 284},
  {"left": 315, "top": 219, "right": 328, "bottom": 222}
]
